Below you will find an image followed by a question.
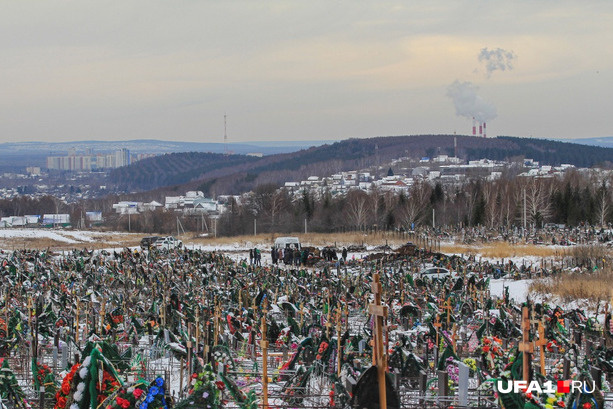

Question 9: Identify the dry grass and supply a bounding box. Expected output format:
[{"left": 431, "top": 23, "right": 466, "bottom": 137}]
[
  {"left": 529, "top": 269, "right": 613, "bottom": 303},
  {"left": 441, "top": 242, "right": 576, "bottom": 259},
  {"left": 188, "top": 231, "right": 408, "bottom": 249},
  {"left": 0, "top": 232, "right": 141, "bottom": 251}
]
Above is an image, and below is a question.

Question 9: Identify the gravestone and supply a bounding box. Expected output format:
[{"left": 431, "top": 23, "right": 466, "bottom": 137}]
[
  {"left": 437, "top": 370, "right": 449, "bottom": 403},
  {"left": 563, "top": 357, "right": 570, "bottom": 380},
  {"left": 591, "top": 366, "right": 602, "bottom": 390},
  {"left": 418, "top": 370, "right": 428, "bottom": 395},
  {"left": 458, "top": 362, "right": 469, "bottom": 406},
  {"left": 60, "top": 344, "right": 68, "bottom": 369}
]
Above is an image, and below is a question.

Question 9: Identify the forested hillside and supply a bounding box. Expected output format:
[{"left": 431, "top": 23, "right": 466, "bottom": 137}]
[
  {"left": 109, "top": 135, "right": 613, "bottom": 195},
  {"left": 109, "top": 152, "right": 259, "bottom": 191}
]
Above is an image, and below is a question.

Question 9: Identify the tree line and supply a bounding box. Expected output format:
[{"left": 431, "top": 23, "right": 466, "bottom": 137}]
[
  {"left": 1, "top": 168, "right": 613, "bottom": 235},
  {"left": 207, "top": 169, "right": 613, "bottom": 237}
]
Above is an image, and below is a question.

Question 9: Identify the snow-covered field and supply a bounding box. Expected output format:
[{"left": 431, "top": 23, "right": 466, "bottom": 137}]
[{"left": 0, "top": 228, "right": 137, "bottom": 245}]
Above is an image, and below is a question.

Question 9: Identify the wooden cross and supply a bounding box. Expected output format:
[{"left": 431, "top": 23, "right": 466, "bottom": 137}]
[
  {"left": 344, "top": 303, "right": 349, "bottom": 333},
  {"left": 325, "top": 312, "right": 333, "bottom": 339},
  {"left": 534, "top": 321, "right": 548, "bottom": 376},
  {"left": 368, "top": 272, "right": 388, "bottom": 409},
  {"left": 518, "top": 306, "right": 534, "bottom": 381},
  {"left": 213, "top": 303, "right": 221, "bottom": 347},
  {"left": 441, "top": 299, "right": 453, "bottom": 325},
  {"left": 433, "top": 314, "right": 442, "bottom": 346},
  {"left": 99, "top": 301, "right": 106, "bottom": 335},
  {"left": 530, "top": 310, "right": 540, "bottom": 330}
]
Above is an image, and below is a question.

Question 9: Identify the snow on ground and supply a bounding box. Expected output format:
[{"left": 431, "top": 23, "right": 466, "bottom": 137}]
[
  {"left": 0, "top": 228, "right": 136, "bottom": 247},
  {"left": 0, "top": 228, "right": 79, "bottom": 243},
  {"left": 490, "top": 278, "right": 533, "bottom": 303}
]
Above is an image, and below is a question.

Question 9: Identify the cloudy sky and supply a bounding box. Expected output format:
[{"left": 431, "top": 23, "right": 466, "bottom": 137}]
[{"left": 1, "top": 1, "right": 612, "bottom": 143}]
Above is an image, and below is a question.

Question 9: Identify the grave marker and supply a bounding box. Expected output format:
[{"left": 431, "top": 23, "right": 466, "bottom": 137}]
[
  {"left": 368, "top": 273, "right": 388, "bottom": 409},
  {"left": 518, "top": 306, "right": 534, "bottom": 381}
]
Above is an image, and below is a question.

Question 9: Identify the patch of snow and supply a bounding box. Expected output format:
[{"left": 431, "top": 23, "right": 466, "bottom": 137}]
[{"left": 489, "top": 278, "right": 533, "bottom": 303}]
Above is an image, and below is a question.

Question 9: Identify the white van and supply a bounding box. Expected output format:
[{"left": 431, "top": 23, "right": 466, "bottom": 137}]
[{"left": 274, "top": 237, "right": 301, "bottom": 250}]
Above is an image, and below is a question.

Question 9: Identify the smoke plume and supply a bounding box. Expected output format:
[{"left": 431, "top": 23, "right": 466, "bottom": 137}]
[
  {"left": 478, "top": 47, "right": 516, "bottom": 77},
  {"left": 446, "top": 80, "right": 497, "bottom": 123}
]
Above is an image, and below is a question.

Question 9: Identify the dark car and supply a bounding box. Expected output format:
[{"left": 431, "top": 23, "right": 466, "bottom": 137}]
[{"left": 140, "top": 236, "right": 161, "bottom": 249}]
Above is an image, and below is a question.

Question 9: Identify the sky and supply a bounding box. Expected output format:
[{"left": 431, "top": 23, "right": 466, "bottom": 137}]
[{"left": 1, "top": 1, "right": 612, "bottom": 144}]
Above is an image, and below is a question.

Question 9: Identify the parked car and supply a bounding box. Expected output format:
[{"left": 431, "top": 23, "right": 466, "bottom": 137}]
[
  {"left": 154, "top": 236, "right": 183, "bottom": 251},
  {"left": 417, "top": 267, "right": 452, "bottom": 279},
  {"left": 274, "top": 236, "right": 301, "bottom": 250},
  {"left": 140, "top": 236, "right": 161, "bottom": 249}
]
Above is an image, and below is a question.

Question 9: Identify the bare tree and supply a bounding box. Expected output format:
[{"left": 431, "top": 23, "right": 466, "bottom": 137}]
[
  {"left": 344, "top": 190, "right": 370, "bottom": 230},
  {"left": 397, "top": 181, "right": 430, "bottom": 228},
  {"left": 482, "top": 181, "right": 499, "bottom": 229},
  {"left": 523, "top": 178, "right": 555, "bottom": 227}
]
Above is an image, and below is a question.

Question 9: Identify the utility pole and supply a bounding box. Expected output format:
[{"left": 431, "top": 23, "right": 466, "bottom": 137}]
[
  {"left": 254, "top": 218, "right": 257, "bottom": 236},
  {"left": 304, "top": 218, "right": 307, "bottom": 234},
  {"left": 432, "top": 208, "right": 435, "bottom": 229},
  {"left": 224, "top": 113, "right": 228, "bottom": 155}
]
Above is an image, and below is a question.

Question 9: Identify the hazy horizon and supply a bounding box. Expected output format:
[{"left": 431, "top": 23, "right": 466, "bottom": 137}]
[{"left": 1, "top": 1, "right": 612, "bottom": 144}]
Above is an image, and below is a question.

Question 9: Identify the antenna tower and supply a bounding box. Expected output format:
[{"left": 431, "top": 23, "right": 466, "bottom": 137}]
[{"left": 224, "top": 113, "right": 228, "bottom": 155}]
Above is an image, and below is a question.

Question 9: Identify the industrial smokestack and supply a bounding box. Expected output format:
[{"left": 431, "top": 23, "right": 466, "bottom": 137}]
[
  {"left": 483, "top": 122, "right": 487, "bottom": 138},
  {"left": 479, "top": 124, "right": 483, "bottom": 137},
  {"left": 472, "top": 117, "right": 476, "bottom": 136}
]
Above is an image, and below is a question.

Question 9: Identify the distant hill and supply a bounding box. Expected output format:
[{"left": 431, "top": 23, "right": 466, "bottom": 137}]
[
  {"left": 0, "top": 139, "right": 335, "bottom": 172},
  {"left": 566, "top": 136, "right": 613, "bottom": 148},
  {"left": 110, "top": 134, "right": 613, "bottom": 197}
]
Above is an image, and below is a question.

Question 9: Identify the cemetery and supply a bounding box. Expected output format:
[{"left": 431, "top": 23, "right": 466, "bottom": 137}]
[{"left": 0, "top": 239, "right": 611, "bottom": 409}]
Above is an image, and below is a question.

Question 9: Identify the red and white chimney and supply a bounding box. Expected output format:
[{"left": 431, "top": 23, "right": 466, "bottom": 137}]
[
  {"left": 472, "top": 117, "right": 476, "bottom": 136},
  {"left": 479, "top": 124, "right": 483, "bottom": 137},
  {"left": 483, "top": 122, "right": 487, "bottom": 138}
]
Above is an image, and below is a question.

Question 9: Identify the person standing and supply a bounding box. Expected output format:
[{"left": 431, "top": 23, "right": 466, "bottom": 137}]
[
  {"left": 271, "top": 247, "right": 277, "bottom": 265},
  {"left": 249, "top": 248, "right": 254, "bottom": 265},
  {"left": 255, "top": 248, "right": 261, "bottom": 266},
  {"left": 342, "top": 247, "right": 347, "bottom": 263}
]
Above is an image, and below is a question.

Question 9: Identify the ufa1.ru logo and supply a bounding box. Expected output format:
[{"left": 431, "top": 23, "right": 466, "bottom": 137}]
[{"left": 496, "top": 380, "right": 596, "bottom": 394}]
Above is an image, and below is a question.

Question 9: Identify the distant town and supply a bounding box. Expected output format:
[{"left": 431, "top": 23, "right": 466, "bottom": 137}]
[{"left": 0, "top": 146, "right": 599, "bottom": 231}]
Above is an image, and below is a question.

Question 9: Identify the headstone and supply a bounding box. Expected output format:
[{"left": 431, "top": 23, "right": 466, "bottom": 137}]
[
  {"left": 458, "top": 362, "right": 469, "bottom": 406},
  {"left": 60, "top": 344, "right": 68, "bottom": 369},
  {"left": 358, "top": 339, "right": 366, "bottom": 354},
  {"left": 586, "top": 340, "right": 593, "bottom": 360},
  {"left": 419, "top": 370, "right": 428, "bottom": 395},
  {"left": 345, "top": 375, "right": 357, "bottom": 394},
  {"left": 591, "top": 366, "right": 602, "bottom": 390},
  {"left": 563, "top": 357, "right": 570, "bottom": 380},
  {"left": 437, "top": 370, "right": 449, "bottom": 402}
]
